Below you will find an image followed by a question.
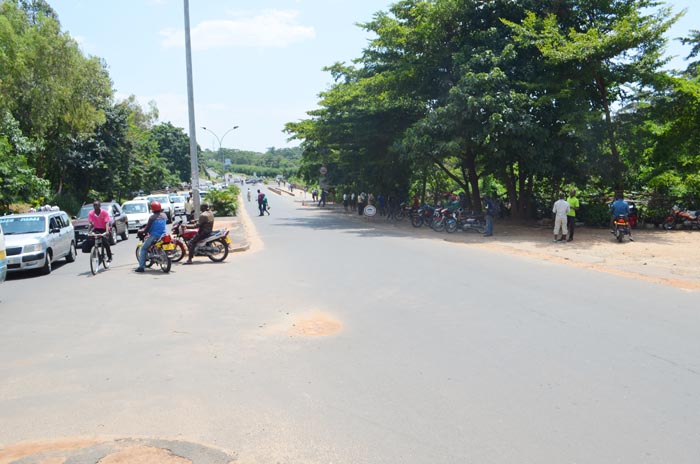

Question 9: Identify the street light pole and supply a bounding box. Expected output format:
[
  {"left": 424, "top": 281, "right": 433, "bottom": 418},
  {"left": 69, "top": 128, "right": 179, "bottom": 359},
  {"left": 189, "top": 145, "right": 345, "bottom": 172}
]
[
  {"left": 202, "top": 125, "right": 239, "bottom": 183},
  {"left": 183, "top": 0, "right": 201, "bottom": 218}
]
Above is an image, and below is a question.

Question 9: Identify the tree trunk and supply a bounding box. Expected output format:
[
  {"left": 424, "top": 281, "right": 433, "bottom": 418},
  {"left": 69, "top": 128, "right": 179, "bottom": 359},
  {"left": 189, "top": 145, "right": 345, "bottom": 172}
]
[
  {"left": 465, "top": 154, "right": 481, "bottom": 213},
  {"left": 595, "top": 73, "right": 623, "bottom": 188}
]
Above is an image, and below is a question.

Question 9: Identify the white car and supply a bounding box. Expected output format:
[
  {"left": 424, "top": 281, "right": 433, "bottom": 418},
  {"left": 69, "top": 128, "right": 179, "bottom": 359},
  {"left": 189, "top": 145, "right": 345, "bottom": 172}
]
[
  {"left": 0, "top": 223, "right": 6, "bottom": 284},
  {"left": 122, "top": 200, "right": 151, "bottom": 232},
  {"left": 169, "top": 195, "right": 186, "bottom": 217},
  {"left": 0, "top": 211, "right": 76, "bottom": 275},
  {"left": 146, "top": 194, "right": 173, "bottom": 222}
]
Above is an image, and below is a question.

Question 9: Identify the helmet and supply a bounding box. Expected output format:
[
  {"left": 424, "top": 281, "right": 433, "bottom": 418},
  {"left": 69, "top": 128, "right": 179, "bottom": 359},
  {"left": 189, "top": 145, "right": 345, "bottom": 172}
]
[{"left": 150, "top": 201, "right": 162, "bottom": 212}]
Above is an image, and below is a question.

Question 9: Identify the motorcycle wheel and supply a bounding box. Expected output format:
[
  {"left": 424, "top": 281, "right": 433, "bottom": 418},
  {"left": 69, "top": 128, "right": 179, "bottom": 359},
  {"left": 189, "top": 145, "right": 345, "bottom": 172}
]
[
  {"left": 662, "top": 220, "right": 675, "bottom": 230},
  {"left": 411, "top": 215, "right": 423, "bottom": 228},
  {"left": 207, "top": 238, "right": 230, "bottom": 262},
  {"left": 134, "top": 244, "right": 142, "bottom": 262},
  {"left": 432, "top": 218, "right": 445, "bottom": 232},
  {"left": 446, "top": 219, "right": 458, "bottom": 233},
  {"left": 171, "top": 240, "right": 187, "bottom": 263},
  {"left": 157, "top": 248, "right": 171, "bottom": 273},
  {"left": 395, "top": 210, "right": 405, "bottom": 221}
]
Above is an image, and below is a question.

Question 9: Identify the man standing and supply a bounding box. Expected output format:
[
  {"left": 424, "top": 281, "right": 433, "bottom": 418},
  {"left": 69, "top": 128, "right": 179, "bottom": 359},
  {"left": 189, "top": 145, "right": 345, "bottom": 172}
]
[
  {"left": 184, "top": 203, "right": 215, "bottom": 264},
  {"left": 483, "top": 195, "right": 498, "bottom": 237},
  {"left": 552, "top": 193, "right": 570, "bottom": 242},
  {"left": 88, "top": 201, "right": 113, "bottom": 262},
  {"left": 566, "top": 189, "right": 580, "bottom": 242},
  {"left": 343, "top": 192, "right": 349, "bottom": 211}
]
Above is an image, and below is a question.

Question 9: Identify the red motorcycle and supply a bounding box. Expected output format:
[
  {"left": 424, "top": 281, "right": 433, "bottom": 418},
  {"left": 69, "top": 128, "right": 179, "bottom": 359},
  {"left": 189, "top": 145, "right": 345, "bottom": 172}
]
[
  {"left": 171, "top": 218, "right": 231, "bottom": 262},
  {"left": 663, "top": 206, "right": 700, "bottom": 230}
]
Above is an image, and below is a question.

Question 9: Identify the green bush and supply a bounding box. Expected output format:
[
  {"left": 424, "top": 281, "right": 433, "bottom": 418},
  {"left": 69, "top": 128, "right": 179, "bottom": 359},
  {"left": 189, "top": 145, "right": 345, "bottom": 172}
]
[
  {"left": 578, "top": 202, "right": 610, "bottom": 227},
  {"left": 206, "top": 185, "right": 240, "bottom": 216}
]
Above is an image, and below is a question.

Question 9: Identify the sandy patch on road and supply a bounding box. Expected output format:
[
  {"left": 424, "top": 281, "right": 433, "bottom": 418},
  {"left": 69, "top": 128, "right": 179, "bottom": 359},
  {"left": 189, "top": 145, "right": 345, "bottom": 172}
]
[
  {"left": 97, "top": 445, "right": 191, "bottom": 464},
  {"left": 289, "top": 311, "right": 343, "bottom": 337},
  {"left": 0, "top": 437, "right": 105, "bottom": 464},
  {"left": 446, "top": 224, "right": 700, "bottom": 291}
]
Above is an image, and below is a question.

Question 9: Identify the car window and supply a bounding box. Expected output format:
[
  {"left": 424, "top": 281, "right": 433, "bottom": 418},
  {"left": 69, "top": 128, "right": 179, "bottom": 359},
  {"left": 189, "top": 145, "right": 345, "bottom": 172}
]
[
  {"left": 49, "top": 216, "right": 60, "bottom": 230},
  {"left": 112, "top": 205, "right": 120, "bottom": 215},
  {"left": 123, "top": 203, "right": 147, "bottom": 214},
  {"left": 61, "top": 213, "right": 71, "bottom": 228},
  {"left": 0, "top": 216, "right": 47, "bottom": 234},
  {"left": 77, "top": 205, "right": 92, "bottom": 219}
]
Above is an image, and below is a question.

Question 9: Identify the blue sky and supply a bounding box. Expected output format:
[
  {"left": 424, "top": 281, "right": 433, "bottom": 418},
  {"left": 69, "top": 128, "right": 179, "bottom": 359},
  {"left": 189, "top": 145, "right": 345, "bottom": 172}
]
[{"left": 49, "top": 0, "right": 699, "bottom": 153}]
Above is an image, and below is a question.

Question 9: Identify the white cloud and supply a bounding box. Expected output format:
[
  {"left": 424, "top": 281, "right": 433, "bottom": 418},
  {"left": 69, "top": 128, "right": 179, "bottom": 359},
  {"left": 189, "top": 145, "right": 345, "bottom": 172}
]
[{"left": 160, "top": 9, "right": 315, "bottom": 50}]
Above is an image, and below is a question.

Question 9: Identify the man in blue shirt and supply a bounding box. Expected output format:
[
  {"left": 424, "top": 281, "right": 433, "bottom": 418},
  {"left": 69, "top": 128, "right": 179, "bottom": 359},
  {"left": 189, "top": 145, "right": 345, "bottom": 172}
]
[
  {"left": 135, "top": 201, "right": 168, "bottom": 272},
  {"left": 610, "top": 193, "right": 633, "bottom": 241}
]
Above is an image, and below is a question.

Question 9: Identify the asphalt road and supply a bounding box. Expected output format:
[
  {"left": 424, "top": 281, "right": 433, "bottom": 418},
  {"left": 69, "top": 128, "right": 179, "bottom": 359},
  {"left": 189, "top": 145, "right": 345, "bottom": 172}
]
[{"left": 1, "top": 187, "right": 699, "bottom": 463}]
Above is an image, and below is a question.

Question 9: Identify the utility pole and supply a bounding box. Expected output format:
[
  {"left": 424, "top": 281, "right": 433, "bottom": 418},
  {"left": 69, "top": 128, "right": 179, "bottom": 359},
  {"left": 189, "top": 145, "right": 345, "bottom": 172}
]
[{"left": 184, "top": 0, "right": 200, "bottom": 218}]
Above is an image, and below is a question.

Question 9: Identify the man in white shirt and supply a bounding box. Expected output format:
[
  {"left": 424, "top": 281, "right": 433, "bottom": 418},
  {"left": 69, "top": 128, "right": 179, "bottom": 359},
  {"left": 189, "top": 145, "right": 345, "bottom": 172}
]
[{"left": 552, "top": 193, "right": 570, "bottom": 242}]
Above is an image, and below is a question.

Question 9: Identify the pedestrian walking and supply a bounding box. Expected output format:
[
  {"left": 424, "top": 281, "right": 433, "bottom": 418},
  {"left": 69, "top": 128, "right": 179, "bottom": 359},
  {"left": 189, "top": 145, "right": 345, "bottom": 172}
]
[
  {"left": 263, "top": 195, "right": 270, "bottom": 215},
  {"left": 257, "top": 189, "right": 264, "bottom": 216},
  {"left": 566, "top": 189, "right": 579, "bottom": 242},
  {"left": 343, "top": 192, "right": 349, "bottom": 211},
  {"left": 552, "top": 193, "right": 570, "bottom": 242},
  {"left": 318, "top": 189, "right": 327, "bottom": 207}
]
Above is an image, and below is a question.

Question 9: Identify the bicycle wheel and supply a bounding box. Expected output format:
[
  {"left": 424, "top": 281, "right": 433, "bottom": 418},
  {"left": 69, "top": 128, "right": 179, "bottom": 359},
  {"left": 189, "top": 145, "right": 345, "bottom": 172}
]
[
  {"left": 102, "top": 246, "right": 111, "bottom": 270},
  {"left": 157, "top": 248, "right": 171, "bottom": 273},
  {"left": 90, "top": 246, "right": 99, "bottom": 275}
]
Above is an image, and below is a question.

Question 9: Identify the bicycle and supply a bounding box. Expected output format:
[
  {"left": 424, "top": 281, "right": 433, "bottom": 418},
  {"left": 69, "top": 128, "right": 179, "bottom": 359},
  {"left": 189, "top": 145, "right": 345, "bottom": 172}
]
[{"left": 88, "top": 232, "right": 111, "bottom": 275}]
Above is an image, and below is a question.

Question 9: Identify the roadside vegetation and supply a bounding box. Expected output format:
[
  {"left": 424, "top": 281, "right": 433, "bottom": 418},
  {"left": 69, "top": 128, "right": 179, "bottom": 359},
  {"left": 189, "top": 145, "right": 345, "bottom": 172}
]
[
  {"left": 286, "top": 0, "right": 700, "bottom": 223},
  {"left": 205, "top": 185, "right": 241, "bottom": 217}
]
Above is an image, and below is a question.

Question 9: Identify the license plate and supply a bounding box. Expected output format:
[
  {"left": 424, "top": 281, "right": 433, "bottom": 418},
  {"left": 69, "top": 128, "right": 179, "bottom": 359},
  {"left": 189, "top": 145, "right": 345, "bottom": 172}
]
[
  {"left": 162, "top": 244, "right": 175, "bottom": 251},
  {"left": 225, "top": 237, "right": 231, "bottom": 244}
]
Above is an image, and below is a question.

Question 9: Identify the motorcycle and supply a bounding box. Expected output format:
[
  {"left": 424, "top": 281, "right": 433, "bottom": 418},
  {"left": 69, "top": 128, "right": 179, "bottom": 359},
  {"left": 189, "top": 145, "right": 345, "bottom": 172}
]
[
  {"left": 411, "top": 205, "right": 437, "bottom": 228},
  {"left": 663, "top": 205, "right": 700, "bottom": 230},
  {"left": 612, "top": 215, "right": 631, "bottom": 242},
  {"left": 134, "top": 232, "right": 173, "bottom": 273},
  {"left": 171, "top": 218, "right": 231, "bottom": 262},
  {"left": 453, "top": 210, "right": 486, "bottom": 234}
]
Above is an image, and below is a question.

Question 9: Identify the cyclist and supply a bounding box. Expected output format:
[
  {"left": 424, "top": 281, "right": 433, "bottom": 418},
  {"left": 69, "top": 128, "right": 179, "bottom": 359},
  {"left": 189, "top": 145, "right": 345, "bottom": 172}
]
[
  {"left": 88, "top": 201, "right": 113, "bottom": 263},
  {"left": 135, "top": 201, "right": 168, "bottom": 273},
  {"left": 184, "top": 203, "right": 214, "bottom": 264}
]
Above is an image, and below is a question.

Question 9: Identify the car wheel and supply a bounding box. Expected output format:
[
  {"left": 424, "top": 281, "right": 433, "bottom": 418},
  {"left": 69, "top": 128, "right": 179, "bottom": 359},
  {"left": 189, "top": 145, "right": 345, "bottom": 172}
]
[
  {"left": 65, "top": 241, "right": 77, "bottom": 263},
  {"left": 120, "top": 226, "right": 128, "bottom": 241},
  {"left": 109, "top": 227, "right": 117, "bottom": 245},
  {"left": 41, "top": 251, "right": 52, "bottom": 275}
]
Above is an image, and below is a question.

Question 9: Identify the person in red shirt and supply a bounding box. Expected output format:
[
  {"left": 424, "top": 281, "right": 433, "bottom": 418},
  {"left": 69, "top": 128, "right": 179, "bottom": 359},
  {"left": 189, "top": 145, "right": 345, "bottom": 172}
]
[{"left": 88, "top": 201, "right": 112, "bottom": 262}]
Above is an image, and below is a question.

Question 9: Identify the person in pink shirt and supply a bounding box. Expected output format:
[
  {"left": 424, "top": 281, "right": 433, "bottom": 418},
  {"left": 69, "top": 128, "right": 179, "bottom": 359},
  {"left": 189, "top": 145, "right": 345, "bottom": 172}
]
[{"left": 88, "top": 201, "right": 113, "bottom": 262}]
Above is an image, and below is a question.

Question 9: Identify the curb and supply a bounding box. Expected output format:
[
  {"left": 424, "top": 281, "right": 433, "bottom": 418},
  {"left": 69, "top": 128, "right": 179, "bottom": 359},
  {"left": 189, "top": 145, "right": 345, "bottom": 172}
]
[{"left": 231, "top": 242, "right": 250, "bottom": 252}]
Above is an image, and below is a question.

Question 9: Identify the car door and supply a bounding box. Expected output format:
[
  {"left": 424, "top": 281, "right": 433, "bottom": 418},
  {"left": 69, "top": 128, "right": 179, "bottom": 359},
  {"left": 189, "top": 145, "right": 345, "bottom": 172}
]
[
  {"left": 60, "top": 213, "right": 73, "bottom": 253},
  {"left": 48, "top": 215, "right": 64, "bottom": 257},
  {"left": 112, "top": 204, "right": 124, "bottom": 234}
]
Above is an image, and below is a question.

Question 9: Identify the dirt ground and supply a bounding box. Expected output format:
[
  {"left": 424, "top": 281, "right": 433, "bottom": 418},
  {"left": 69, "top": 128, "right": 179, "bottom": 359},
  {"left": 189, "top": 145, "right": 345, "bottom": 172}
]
[{"left": 445, "top": 222, "right": 700, "bottom": 291}]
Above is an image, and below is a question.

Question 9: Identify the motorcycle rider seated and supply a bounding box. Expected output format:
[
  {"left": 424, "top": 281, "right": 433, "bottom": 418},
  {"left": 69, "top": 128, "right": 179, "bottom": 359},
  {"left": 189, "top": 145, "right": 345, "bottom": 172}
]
[
  {"left": 184, "top": 203, "right": 214, "bottom": 264},
  {"left": 88, "top": 201, "right": 113, "bottom": 262},
  {"left": 135, "top": 201, "right": 168, "bottom": 273},
  {"left": 610, "top": 193, "right": 634, "bottom": 241}
]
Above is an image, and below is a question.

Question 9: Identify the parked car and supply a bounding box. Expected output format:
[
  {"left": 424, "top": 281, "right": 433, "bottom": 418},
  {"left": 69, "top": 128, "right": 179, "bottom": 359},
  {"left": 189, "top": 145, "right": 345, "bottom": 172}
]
[
  {"left": 72, "top": 202, "right": 129, "bottom": 245},
  {"left": 0, "top": 223, "right": 6, "bottom": 283},
  {"left": 146, "top": 194, "right": 173, "bottom": 222},
  {"left": 169, "top": 194, "right": 186, "bottom": 217},
  {"left": 122, "top": 200, "right": 151, "bottom": 232},
  {"left": 0, "top": 211, "right": 76, "bottom": 275}
]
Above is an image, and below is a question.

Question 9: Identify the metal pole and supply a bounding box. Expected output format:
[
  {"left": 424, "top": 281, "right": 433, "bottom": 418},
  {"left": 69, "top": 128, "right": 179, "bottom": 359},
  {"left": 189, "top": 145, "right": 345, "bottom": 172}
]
[{"left": 184, "top": 0, "right": 200, "bottom": 219}]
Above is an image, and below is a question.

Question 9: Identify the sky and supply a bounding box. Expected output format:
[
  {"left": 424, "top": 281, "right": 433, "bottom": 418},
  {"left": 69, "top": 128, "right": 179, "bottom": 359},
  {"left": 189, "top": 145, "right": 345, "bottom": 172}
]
[{"left": 49, "top": 0, "right": 699, "bottom": 153}]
